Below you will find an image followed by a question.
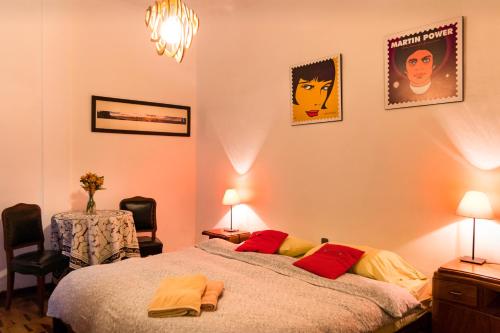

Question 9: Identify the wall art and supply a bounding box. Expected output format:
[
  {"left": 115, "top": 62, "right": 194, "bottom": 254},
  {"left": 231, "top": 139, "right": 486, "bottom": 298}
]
[
  {"left": 290, "top": 55, "right": 342, "bottom": 125},
  {"left": 91, "top": 95, "right": 190, "bottom": 136},
  {"left": 385, "top": 17, "right": 463, "bottom": 109}
]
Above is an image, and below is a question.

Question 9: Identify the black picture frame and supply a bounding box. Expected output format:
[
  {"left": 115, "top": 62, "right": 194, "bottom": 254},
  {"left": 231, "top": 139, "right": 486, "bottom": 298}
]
[{"left": 91, "top": 95, "right": 190, "bottom": 137}]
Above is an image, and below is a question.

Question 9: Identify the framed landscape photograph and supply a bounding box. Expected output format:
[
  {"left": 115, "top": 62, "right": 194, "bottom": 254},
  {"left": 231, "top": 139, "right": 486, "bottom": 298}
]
[
  {"left": 91, "top": 95, "right": 190, "bottom": 137},
  {"left": 290, "top": 55, "right": 342, "bottom": 125},
  {"left": 384, "top": 17, "right": 463, "bottom": 110}
]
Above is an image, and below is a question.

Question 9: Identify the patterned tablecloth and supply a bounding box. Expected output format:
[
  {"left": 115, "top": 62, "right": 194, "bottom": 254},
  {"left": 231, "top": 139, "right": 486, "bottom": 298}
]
[{"left": 51, "top": 210, "right": 140, "bottom": 269}]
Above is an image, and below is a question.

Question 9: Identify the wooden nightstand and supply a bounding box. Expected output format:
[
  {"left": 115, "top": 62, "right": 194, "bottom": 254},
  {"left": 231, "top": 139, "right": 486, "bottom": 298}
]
[
  {"left": 432, "top": 259, "right": 500, "bottom": 333},
  {"left": 202, "top": 229, "right": 250, "bottom": 244}
]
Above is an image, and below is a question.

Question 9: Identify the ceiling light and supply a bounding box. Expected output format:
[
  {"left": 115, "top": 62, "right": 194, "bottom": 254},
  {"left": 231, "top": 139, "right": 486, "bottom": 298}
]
[{"left": 145, "top": 0, "right": 199, "bottom": 63}]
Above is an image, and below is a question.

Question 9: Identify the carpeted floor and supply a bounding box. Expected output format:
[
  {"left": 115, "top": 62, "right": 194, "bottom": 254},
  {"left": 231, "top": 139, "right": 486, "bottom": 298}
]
[{"left": 0, "top": 293, "right": 52, "bottom": 333}]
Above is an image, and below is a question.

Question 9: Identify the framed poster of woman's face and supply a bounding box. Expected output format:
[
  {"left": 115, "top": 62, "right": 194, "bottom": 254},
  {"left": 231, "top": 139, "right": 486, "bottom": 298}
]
[
  {"left": 385, "top": 17, "right": 463, "bottom": 109},
  {"left": 290, "top": 55, "right": 342, "bottom": 125}
]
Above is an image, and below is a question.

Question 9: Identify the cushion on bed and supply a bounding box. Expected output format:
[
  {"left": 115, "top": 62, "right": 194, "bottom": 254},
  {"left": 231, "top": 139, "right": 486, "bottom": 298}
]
[
  {"left": 293, "top": 244, "right": 364, "bottom": 279},
  {"left": 304, "top": 243, "right": 374, "bottom": 257},
  {"left": 278, "top": 236, "right": 315, "bottom": 257},
  {"left": 304, "top": 243, "right": 427, "bottom": 295},
  {"left": 235, "top": 230, "right": 288, "bottom": 254},
  {"left": 352, "top": 249, "right": 428, "bottom": 296}
]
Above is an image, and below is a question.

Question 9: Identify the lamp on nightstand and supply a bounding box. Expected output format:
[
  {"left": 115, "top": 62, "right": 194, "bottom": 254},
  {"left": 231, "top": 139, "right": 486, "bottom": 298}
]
[
  {"left": 222, "top": 189, "right": 240, "bottom": 232},
  {"left": 456, "top": 190, "right": 493, "bottom": 265}
]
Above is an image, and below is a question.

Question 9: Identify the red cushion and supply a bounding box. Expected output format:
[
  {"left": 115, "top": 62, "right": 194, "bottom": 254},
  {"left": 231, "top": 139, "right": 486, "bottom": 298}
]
[
  {"left": 293, "top": 244, "right": 364, "bottom": 279},
  {"left": 235, "top": 230, "right": 288, "bottom": 254}
]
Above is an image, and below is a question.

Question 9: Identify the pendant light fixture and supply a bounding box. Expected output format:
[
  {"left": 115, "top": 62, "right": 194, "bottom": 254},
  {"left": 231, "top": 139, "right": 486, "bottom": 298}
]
[{"left": 145, "top": 0, "right": 199, "bottom": 63}]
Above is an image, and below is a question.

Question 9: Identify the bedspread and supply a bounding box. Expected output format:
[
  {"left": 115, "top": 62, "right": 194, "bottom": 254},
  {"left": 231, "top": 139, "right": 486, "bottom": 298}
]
[{"left": 48, "top": 239, "right": 421, "bottom": 333}]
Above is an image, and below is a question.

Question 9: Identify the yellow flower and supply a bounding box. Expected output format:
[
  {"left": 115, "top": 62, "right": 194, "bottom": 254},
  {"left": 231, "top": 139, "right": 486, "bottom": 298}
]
[{"left": 80, "top": 172, "right": 105, "bottom": 192}]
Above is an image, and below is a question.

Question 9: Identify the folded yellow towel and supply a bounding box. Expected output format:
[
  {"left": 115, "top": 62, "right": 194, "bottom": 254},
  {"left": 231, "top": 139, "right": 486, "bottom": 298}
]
[
  {"left": 201, "top": 280, "right": 224, "bottom": 311},
  {"left": 148, "top": 274, "right": 207, "bottom": 318}
]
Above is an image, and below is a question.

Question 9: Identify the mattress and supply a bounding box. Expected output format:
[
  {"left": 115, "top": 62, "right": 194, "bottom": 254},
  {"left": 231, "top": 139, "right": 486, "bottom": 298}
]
[
  {"left": 48, "top": 239, "right": 425, "bottom": 333},
  {"left": 375, "top": 298, "right": 430, "bottom": 333}
]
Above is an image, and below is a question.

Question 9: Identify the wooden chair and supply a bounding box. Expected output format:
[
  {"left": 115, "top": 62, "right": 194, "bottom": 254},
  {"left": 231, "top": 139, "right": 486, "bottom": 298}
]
[
  {"left": 119, "top": 196, "right": 163, "bottom": 257},
  {"left": 2, "top": 203, "right": 68, "bottom": 316}
]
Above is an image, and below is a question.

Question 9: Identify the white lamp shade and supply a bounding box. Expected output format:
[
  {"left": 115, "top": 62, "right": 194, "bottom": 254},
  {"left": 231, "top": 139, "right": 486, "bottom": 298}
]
[
  {"left": 222, "top": 189, "right": 240, "bottom": 206},
  {"left": 457, "top": 191, "right": 493, "bottom": 219}
]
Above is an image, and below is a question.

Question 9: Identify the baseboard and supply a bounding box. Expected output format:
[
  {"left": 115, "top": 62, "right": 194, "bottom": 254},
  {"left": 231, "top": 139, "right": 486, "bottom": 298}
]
[{"left": 0, "top": 282, "right": 55, "bottom": 302}]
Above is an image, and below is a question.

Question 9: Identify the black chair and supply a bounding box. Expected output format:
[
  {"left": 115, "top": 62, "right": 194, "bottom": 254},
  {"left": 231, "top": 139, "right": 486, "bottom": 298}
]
[
  {"left": 2, "top": 203, "right": 68, "bottom": 316},
  {"left": 119, "top": 196, "right": 163, "bottom": 257}
]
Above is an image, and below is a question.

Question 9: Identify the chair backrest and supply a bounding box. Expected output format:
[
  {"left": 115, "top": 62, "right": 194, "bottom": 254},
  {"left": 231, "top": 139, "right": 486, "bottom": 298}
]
[
  {"left": 119, "top": 196, "right": 157, "bottom": 239},
  {"left": 2, "top": 203, "right": 44, "bottom": 253}
]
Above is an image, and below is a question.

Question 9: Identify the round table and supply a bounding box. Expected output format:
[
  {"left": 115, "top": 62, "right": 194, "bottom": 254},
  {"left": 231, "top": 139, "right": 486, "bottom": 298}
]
[{"left": 51, "top": 210, "right": 140, "bottom": 269}]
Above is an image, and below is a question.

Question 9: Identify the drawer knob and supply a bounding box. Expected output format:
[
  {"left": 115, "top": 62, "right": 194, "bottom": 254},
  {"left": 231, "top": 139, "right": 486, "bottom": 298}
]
[{"left": 448, "top": 290, "right": 463, "bottom": 296}]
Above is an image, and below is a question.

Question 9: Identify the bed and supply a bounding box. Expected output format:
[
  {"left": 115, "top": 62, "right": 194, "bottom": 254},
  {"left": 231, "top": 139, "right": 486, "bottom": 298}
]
[{"left": 48, "top": 238, "right": 431, "bottom": 333}]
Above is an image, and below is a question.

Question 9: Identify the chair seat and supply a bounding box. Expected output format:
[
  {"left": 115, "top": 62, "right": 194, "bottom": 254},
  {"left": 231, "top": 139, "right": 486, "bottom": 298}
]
[
  {"left": 137, "top": 236, "right": 163, "bottom": 257},
  {"left": 11, "top": 250, "right": 68, "bottom": 276}
]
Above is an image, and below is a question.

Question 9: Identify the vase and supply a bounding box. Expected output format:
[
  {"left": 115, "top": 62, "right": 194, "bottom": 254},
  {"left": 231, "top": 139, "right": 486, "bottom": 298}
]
[{"left": 86, "top": 191, "right": 96, "bottom": 214}]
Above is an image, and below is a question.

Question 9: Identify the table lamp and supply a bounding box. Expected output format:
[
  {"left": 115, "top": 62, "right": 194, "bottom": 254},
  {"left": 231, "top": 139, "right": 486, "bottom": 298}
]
[
  {"left": 456, "top": 191, "right": 493, "bottom": 265},
  {"left": 222, "top": 188, "right": 240, "bottom": 232}
]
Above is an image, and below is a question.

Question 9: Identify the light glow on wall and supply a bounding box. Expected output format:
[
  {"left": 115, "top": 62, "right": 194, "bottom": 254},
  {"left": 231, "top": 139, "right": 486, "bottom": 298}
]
[
  {"left": 208, "top": 86, "right": 276, "bottom": 176},
  {"left": 215, "top": 122, "right": 270, "bottom": 175},
  {"left": 214, "top": 204, "right": 268, "bottom": 231},
  {"left": 437, "top": 104, "right": 500, "bottom": 170},
  {"left": 235, "top": 173, "right": 254, "bottom": 202},
  {"left": 396, "top": 218, "right": 500, "bottom": 276},
  {"left": 456, "top": 218, "right": 500, "bottom": 263}
]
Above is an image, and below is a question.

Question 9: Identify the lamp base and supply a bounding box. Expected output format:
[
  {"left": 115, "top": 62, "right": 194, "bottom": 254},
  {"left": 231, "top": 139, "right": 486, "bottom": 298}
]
[
  {"left": 460, "top": 256, "right": 486, "bottom": 265},
  {"left": 224, "top": 228, "right": 239, "bottom": 232}
]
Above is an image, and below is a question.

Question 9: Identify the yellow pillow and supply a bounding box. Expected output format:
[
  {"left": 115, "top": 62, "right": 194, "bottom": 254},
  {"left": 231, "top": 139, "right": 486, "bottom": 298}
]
[
  {"left": 353, "top": 249, "right": 427, "bottom": 295},
  {"left": 354, "top": 249, "right": 426, "bottom": 280},
  {"left": 304, "top": 243, "right": 428, "bottom": 296},
  {"left": 278, "top": 236, "right": 315, "bottom": 257}
]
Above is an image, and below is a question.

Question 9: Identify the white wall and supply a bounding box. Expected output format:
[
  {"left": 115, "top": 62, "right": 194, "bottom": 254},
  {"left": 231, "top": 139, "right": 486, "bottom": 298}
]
[
  {"left": 0, "top": 0, "right": 44, "bottom": 291},
  {"left": 0, "top": 0, "right": 197, "bottom": 291},
  {"left": 2, "top": 0, "right": 499, "bottom": 293},
  {"left": 194, "top": 0, "right": 500, "bottom": 276}
]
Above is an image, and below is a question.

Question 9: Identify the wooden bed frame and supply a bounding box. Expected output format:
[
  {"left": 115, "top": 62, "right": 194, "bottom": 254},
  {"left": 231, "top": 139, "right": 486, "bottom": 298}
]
[
  {"left": 52, "top": 311, "right": 431, "bottom": 333},
  {"left": 396, "top": 311, "right": 431, "bottom": 333}
]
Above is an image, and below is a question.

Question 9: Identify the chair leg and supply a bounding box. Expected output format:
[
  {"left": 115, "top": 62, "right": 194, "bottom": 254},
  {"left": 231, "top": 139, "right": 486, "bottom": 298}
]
[
  {"left": 5, "top": 270, "right": 14, "bottom": 310},
  {"left": 36, "top": 275, "right": 45, "bottom": 316}
]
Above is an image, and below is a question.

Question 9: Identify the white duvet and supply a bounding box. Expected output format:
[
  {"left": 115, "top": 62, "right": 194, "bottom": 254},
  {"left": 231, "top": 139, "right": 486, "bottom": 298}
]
[{"left": 48, "top": 239, "right": 421, "bottom": 333}]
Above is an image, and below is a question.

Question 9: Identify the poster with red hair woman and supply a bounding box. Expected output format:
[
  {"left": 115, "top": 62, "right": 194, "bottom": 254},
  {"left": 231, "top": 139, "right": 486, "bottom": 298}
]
[{"left": 384, "top": 17, "right": 463, "bottom": 110}]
